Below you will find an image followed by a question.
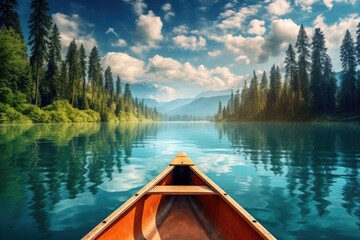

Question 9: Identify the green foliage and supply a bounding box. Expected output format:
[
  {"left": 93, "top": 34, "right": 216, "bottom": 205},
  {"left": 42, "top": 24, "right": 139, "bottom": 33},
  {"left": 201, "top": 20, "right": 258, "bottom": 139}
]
[
  {"left": 0, "top": 28, "right": 30, "bottom": 96},
  {"left": 0, "top": 0, "right": 23, "bottom": 38},
  {"left": 0, "top": 102, "right": 31, "bottom": 123},
  {"left": 0, "top": 87, "right": 27, "bottom": 106}
]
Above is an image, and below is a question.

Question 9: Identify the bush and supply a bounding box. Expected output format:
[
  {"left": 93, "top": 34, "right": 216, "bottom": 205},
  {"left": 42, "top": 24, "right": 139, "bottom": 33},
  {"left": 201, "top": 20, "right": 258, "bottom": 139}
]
[{"left": 0, "top": 103, "right": 32, "bottom": 123}]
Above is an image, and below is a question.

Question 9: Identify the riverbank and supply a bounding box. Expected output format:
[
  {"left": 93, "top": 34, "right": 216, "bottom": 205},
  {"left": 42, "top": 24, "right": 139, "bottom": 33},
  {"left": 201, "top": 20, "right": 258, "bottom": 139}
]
[{"left": 0, "top": 100, "right": 153, "bottom": 124}]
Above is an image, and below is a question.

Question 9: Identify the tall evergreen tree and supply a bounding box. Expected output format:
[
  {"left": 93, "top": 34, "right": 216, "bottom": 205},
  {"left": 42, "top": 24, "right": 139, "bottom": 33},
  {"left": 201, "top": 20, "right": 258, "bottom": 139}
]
[
  {"left": 104, "top": 66, "right": 114, "bottom": 107},
  {"left": 124, "top": 83, "right": 133, "bottom": 113},
  {"left": 42, "top": 23, "right": 61, "bottom": 106},
  {"left": 323, "top": 54, "right": 337, "bottom": 112},
  {"left": 66, "top": 39, "right": 80, "bottom": 107},
  {"left": 88, "top": 46, "right": 101, "bottom": 108},
  {"left": 78, "top": 44, "right": 88, "bottom": 109},
  {"left": 267, "top": 65, "right": 277, "bottom": 113},
  {"left": 310, "top": 28, "right": 327, "bottom": 113},
  {"left": 28, "top": 0, "right": 51, "bottom": 106},
  {"left": 260, "top": 71, "right": 268, "bottom": 112},
  {"left": 296, "top": 24, "right": 311, "bottom": 109},
  {"left": 0, "top": 0, "right": 23, "bottom": 38},
  {"left": 249, "top": 71, "right": 259, "bottom": 115},
  {"left": 285, "top": 43, "right": 298, "bottom": 116},
  {"left": 340, "top": 30, "right": 357, "bottom": 111},
  {"left": 217, "top": 101, "right": 222, "bottom": 120},
  {"left": 59, "top": 61, "right": 68, "bottom": 100}
]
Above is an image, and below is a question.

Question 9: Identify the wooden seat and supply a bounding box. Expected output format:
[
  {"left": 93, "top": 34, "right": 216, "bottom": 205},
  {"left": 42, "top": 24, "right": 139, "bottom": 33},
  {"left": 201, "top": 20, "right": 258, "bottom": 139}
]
[{"left": 147, "top": 185, "right": 217, "bottom": 195}]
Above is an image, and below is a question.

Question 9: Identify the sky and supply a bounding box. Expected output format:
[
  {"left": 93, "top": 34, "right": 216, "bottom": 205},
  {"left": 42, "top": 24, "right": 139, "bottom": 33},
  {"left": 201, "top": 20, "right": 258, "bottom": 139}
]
[{"left": 17, "top": 0, "right": 360, "bottom": 102}]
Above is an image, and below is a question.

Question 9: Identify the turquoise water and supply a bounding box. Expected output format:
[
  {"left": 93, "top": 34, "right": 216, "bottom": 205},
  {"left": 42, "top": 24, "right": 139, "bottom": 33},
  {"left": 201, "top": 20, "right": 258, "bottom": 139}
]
[{"left": 0, "top": 122, "right": 359, "bottom": 239}]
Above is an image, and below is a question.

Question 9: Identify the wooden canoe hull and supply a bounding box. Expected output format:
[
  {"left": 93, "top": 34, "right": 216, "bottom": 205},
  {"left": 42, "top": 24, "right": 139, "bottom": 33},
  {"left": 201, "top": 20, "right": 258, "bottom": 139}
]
[{"left": 83, "top": 153, "right": 276, "bottom": 240}]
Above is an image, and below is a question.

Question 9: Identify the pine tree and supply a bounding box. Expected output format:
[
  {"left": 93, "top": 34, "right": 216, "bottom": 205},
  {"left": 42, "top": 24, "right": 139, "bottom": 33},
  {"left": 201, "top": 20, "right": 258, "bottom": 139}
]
[
  {"left": 260, "top": 71, "right": 268, "bottom": 112},
  {"left": 124, "top": 83, "right": 133, "bottom": 113},
  {"left": 296, "top": 24, "right": 311, "bottom": 110},
  {"left": 66, "top": 39, "right": 80, "bottom": 107},
  {"left": 217, "top": 101, "right": 222, "bottom": 120},
  {"left": 59, "top": 61, "right": 68, "bottom": 100},
  {"left": 28, "top": 0, "right": 51, "bottom": 105},
  {"left": 340, "top": 30, "right": 357, "bottom": 112},
  {"left": 0, "top": 0, "right": 23, "bottom": 38},
  {"left": 88, "top": 46, "right": 101, "bottom": 109},
  {"left": 104, "top": 66, "right": 114, "bottom": 107},
  {"left": 323, "top": 54, "right": 337, "bottom": 112},
  {"left": 275, "top": 66, "right": 282, "bottom": 112},
  {"left": 310, "top": 28, "right": 327, "bottom": 113},
  {"left": 285, "top": 44, "right": 298, "bottom": 116},
  {"left": 42, "top": 24, "right": 61, "bottom": 106},
  {"left": 267, "top": 65, "right": 277, "bottom": 114},
  {"left": 234, "top": 89, "right": 240, "bottom": 114},
  {"left": 249, "top": 71, "right": 259, "bottom": 115},
  {"left": 240, "top": 81, "right": 249, "bottom": 118},
  {"left": 78, "top": 44, "right": 88, "bottom": 109}
]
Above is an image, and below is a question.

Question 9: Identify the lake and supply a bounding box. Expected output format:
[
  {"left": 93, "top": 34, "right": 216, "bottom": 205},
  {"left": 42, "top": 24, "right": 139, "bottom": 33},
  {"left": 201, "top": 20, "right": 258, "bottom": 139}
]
[{"left": 0, "top": 122, "right": 359, "bottom": 239}]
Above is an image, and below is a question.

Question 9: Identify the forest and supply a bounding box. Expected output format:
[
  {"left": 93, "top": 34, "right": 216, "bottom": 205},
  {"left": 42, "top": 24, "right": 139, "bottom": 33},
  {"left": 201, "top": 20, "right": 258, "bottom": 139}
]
[
  {"left": 0, "top": 0, "right": 163, "bottom": 123},
  {"left": 216, "top": 24, "right": 360, "bottom": 121}
]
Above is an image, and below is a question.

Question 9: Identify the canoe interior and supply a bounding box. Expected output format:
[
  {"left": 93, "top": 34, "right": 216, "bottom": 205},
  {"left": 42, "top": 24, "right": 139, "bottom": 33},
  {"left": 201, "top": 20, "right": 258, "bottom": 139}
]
[{"left": 94, "top": 166, "right": 266, "bottom": 240}]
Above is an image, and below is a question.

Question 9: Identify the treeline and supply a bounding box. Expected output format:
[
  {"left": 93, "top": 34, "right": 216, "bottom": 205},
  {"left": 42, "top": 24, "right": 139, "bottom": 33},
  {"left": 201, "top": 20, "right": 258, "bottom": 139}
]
[
  {"left": 0, "top": 0, "right": 162, "bottom": 123},
  {"left": 216, "top": 24, "right": 360, "bottom": 121}
]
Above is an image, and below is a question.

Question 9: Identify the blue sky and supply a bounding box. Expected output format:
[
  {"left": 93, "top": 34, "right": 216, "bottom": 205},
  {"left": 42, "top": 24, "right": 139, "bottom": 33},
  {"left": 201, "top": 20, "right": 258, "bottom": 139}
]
[{"left": 17, "top": 0, "right": 360, "bottom": 101}]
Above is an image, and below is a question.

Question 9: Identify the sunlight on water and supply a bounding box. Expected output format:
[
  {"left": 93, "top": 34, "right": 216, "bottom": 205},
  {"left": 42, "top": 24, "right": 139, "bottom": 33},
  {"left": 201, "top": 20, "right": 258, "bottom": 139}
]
[{"left": 0, "top": 122, "right": 359, "bottom": 239}]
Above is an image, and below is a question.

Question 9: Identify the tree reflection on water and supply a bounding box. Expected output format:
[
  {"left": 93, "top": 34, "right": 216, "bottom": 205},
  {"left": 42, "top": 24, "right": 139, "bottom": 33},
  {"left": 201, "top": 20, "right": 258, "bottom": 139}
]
[{"left": 216, "top": 122, "right": 360, "bottom": 227}]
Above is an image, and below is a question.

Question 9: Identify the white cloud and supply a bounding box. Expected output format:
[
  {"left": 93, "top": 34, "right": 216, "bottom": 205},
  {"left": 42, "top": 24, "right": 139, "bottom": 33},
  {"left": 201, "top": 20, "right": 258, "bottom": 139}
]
[
  {"left": 101, "top": 52, "right": 145, "bottom": 82},
  {"left": 247, "top": 19, "right": 266, "bottom": 35},
  {"left": 208, "top": 50, "right": 222, "bottom": 57},
  {"left": 172, "top": 25, "right": 189, "bottom": 34},
  {"left": 161, "top": 3, "right": 175, "bottom": 21},
  {"left": 132, "top": 11, "right": 163, "bottom": 54},
  {"left": 217, "top": 5, "right": 260, "bottom": 30},
  {"left": 295, "top": 0, "right": 318, "bottom": 11},
  {"left": 261, "top": 18, "right": 299, "bottom": 62},
  {"left": 145, "top": 55, "right": 244, "bottom": 90},
  {"left": 211, "top": 34, "right": 265, "bottom": 64},
  {"left": 323, "top": 0, "right": 357, "bottom": 9},
  {"left": 313, "top": 13, "right": 360, "bottom": 49},
  {"left": 267, "top": 0, "right": 292, "bottom": 16},
  {"left": 122, "top": 0, "right": 147, "bottom": 16},
  {"left": 173, "top": 35, "right": 207, "bottom": 51},
  {"left": 235, "top": 55, "right": 251, "bottom": 64},
  {"left": 52, "top": 13, "right": 97, "bottom": 55},
  {"left": 111, "top": 39, "right": 127, "bottom": 47},
  {"left": 149, "top": 84, "right": 177, "bottom": 102},
  {"left": 105, "top": 27, "right": 119, "bottom": 38}
]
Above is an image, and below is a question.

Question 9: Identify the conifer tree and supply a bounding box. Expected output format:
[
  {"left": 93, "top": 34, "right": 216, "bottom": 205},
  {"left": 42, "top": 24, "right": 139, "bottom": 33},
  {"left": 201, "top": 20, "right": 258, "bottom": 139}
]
[
  {"left": 260, "top": 71, "right": 268, "bottom": 111},
  {"left": 285, "top": 43, "right": 298, "bottom": 116},
  {"left": 104, "top": 66, "right": 114, "bottom": 107},
  {"left": 78, "top": 44, "right": 88, "bottom": 109},
  {"left": 296, "top": 24, "right": 311, "bottom": 109},
  {"left": 28, "top": 0, "right": 51, "bottom": 105},
  {"left": 59, "top": 61, "right": 68, "bottom": 100},
  {"left": 323, "top": 54, "right": 337, "bottom": 112},
  {"left": 88, "top": 46, "right": 101, "bottom": 108},
  {"left": 66, "top": 39, "right": 80, "bottom": 107},
  {"left": 310, "top": 28, "right": 327, "bottom": 112},
  {"left": 249, "top": 71, "right": 259, "bottom": 115},
  {"left": 340, "top": 30, "right": 357, "bottom": 111},
  {"left": 42, "top": 24, "right": 61, "bottom": 106},
  {"left": 267, "top": 65, "right": 277, "bottom": 113},
  {"left": 0, "top": 0, "right": 23, "bottom": 38},
  {"left": 356, "top": 23, "right": 360, "bottom": 66}
]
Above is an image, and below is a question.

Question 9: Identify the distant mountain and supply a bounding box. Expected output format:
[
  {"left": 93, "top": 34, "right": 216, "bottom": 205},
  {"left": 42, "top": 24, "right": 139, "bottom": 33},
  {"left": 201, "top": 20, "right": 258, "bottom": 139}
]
[
  {"left": 143, "top": 98, "right": 159, "bottom": 108},
  {"left": 168, "top": 95, "right": 230, "bottom": 116},
  {"left": 195, "top": 89, "right": 232, "bottom": 98},
  {"left": 157, "top": 98, "right": 194, "bottom": 113}
]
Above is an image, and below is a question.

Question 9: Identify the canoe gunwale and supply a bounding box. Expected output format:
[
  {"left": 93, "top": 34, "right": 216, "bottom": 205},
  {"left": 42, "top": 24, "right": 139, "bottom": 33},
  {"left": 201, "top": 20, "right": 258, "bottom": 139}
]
[
  {"left": 82, "top": 165, "right": 175, "bottom": 240},
  {"left": 189, "top": 165, "right": 275, "bottom": 240}
]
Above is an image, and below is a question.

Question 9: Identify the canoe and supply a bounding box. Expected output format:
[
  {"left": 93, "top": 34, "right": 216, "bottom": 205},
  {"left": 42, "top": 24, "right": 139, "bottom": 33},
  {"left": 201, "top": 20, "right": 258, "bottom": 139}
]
[{"left": 83, "top": 152, "right": 276, "bottom": 240}]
